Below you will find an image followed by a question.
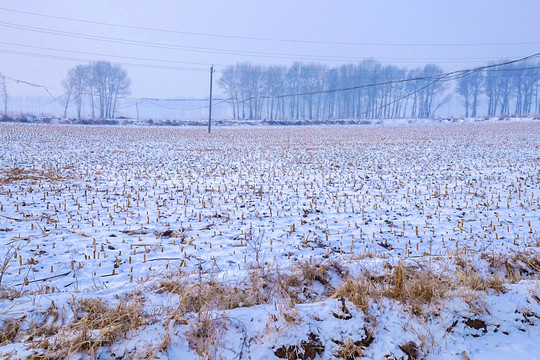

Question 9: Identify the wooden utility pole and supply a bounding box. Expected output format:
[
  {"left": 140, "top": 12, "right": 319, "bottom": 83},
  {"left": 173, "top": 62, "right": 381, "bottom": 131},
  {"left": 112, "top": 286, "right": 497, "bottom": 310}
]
[{"left": 208, "top": 65, "right": 214, "bottom": 133}]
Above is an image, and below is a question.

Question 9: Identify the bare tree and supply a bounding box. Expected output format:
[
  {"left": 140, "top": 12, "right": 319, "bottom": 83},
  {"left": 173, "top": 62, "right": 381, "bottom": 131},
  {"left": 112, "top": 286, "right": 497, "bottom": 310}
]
[
  {"left": 457, "top": 71, "right": 484, "bottom": 117},
  {"left": 264, "top": 65, "right": 286, "bottom": 120},
  {"left": 62, "top": 65, "right": 87, "bottom": 119},
  {"left": 219, "top": 66, "right": 240, "bottom": 120},
  {"left": 417, "top": 64, "right": 447, "bottom": 118},
  {"left": 63, "top": 61, "right": 130, "bottom": 119},
  {"left": 299, "top": 63, "right": 327, "bottom": 120}
]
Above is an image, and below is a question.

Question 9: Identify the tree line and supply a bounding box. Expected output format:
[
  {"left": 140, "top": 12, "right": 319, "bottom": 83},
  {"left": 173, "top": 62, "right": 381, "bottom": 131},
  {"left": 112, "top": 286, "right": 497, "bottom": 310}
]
[
  {"left": 2, "top": 58, "right": 539, "bottom": 120},
  {"left": 62, "top": 61, "right": 131, "bottom": 119},
  {"left": 219, "top": 60, "right": 540, "bottom": 120}
]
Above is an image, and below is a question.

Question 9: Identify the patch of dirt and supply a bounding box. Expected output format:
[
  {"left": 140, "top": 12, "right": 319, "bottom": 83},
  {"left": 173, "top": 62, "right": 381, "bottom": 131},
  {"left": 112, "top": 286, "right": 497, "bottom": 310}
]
[
  {"left": 464, "top": 318, "right": 487, "bottom": 333},
  {"left": 275, "top": 333, "right": 325, "bottom": 360}
]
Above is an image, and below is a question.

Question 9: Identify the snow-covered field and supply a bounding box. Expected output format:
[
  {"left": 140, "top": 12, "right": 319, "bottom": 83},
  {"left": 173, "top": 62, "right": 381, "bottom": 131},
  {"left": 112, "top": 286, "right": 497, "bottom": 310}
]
[{"left": 0, "top": 121, "right": 539, "bottom": 359}]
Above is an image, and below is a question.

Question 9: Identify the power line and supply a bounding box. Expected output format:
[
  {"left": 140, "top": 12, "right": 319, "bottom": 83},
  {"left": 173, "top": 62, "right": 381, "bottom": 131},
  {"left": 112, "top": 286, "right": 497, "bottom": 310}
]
[
  {"left": 1, "top": 6, "right": 539, "bottom": 48},
  {"left": 0, "top": 21, "right": 378, "bottom": 62},
  {"left": 0, "top": 41, "right": 219, "bottom": 68},
  {"left": 10, "top": 92, "right": 68, "bottom": 108},
  {"left": 4, "top": 44, "right": 537, "bottom": 78},
  {"left": 0, "top": 48, "right": 208, "bottom": 72},
  {"left": 5, "top": 76, "right": 57, "bottom": 98},
  {"left": 0, "top": 21, "right": 528, "bottom": 64}
]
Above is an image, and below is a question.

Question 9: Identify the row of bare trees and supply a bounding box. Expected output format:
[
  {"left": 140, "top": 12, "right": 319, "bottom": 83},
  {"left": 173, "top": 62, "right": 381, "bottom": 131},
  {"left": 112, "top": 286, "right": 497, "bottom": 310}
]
[
  {"left": 63, "top": 61, "right": 131, "bottom": 119},
  {"left": 219, "top": 60, "right": 448, "bottom": 120},
  {"left": 220, "top": 60, "right": 540, "bottom": 120},
  {"left": 456, "top": 61, "right": 540, "bottom": 117}
]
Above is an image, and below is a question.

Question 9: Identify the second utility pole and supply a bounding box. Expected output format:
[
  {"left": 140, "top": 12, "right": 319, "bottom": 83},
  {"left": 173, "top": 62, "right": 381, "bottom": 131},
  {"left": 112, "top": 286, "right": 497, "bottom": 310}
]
[{"left": 208, "top": 65, "right": 214, "bottom": 133}]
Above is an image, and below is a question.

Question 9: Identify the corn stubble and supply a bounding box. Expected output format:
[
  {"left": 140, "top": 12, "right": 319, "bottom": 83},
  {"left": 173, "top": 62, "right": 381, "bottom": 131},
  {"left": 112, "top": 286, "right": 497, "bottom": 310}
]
[{"left": 0, "top": 122, "right": 538, "bottom": 358}]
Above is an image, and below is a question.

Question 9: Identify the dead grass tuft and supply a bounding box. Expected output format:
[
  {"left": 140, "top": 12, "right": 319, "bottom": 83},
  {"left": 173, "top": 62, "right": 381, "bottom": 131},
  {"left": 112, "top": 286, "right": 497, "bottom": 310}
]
[
  {"left": 331, "top": 258, "right": 506, "bottom": 317},
  {"left": 31, "top": 297, "right": 147, "bottom": 359},
  {"left": 382, "top": 262, "right": 453, "bottom": 314},
  {"left": 480, "top": 250, "right": 540, "bottom": 284},
  {"left": 335, "top": 338, "right": 363, "bottom": 359},
  {"left": 0, "top": 285, "right": 21, "bottom": 300},
  {"left": 158, "top": 270, "right": 270, "bottom": 320},
  {"left": 389, "top": 261, "right": 406, "bottom": 301},
  {"left": 0, "top": 318, "right": 22, "bottom": 344},
  {"left": 277, "top": 260, "right": 344, "bottom": 304},
  {"left": 185, "top": 313, "right": 227, "bottom": 359},
  {"left": 456, "top": 270, "right": 506, "bottom": 293},
  {"left": 27, "top": 323, "right": 59, "bottom": 340},
  {"left": 330, "top": 278, "right": 371, "bottom": 314},
  {"left": 0, "top": 167, "right": 70, "bottom": 184}
]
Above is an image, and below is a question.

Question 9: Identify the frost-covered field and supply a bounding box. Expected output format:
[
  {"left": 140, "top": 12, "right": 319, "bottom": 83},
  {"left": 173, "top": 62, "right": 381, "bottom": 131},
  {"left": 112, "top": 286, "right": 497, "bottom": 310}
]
[{"left": 0, "top": 122, "right": 539, "bottom": 359}]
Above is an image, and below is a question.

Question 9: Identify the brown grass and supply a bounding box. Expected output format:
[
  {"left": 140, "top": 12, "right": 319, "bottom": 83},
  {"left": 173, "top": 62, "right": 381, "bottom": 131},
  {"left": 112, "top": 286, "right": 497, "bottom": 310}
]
[
  {"left": 0, "top": 318, "right": 21, "bottom": 344},
  {"left": 329, "top": 257, "right": 509, "bottom": 317},
  {"left": 0, "top": 285, "right": 20, "bottom": 300},
  {"left": 330, "top": 278, "right": 371, "bottom": 314},
  {"left": 185, "top": 313, "right": 223, "bottom": 359},
  {"left": 158, "top": 271, "right": 270, "bottom": 316},
  {"left": 18, "top": 251, "right": 540, "bottom": 357},
  {"left": 0, "top": 167, "right": 70, "bottom": 184},
  {"left": 30, "top": 297, "right": 147, "bottom": 359},
  {"left": 335, "top": 338, "right": 363, "bottom": 359}
]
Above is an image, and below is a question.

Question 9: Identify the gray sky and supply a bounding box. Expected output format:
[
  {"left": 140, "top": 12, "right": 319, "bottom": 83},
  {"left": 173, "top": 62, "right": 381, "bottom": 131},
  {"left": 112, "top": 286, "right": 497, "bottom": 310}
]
[{"left": 1, "top": 0, "right": 539, "bottom": 99}]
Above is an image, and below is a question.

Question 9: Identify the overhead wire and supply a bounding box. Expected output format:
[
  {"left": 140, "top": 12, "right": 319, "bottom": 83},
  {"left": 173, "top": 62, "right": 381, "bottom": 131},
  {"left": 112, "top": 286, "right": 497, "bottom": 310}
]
[
  {"left": 0, "top": 21, "right": 384, "bottom": 62},
  {"left": 9, "top": 92, "right": 68, "bottom": 108},
  {"left": 1, "top": 6, "right": 539, "bottom": 47},
  {"left": 0, "top": 21, "right": 529, "bottom": 64},
  {"left": 0, "top": 41, "right": 219, "bottom": 67},
  {"left": 0, "top": 48, "right": 209, "bottom": 71}
]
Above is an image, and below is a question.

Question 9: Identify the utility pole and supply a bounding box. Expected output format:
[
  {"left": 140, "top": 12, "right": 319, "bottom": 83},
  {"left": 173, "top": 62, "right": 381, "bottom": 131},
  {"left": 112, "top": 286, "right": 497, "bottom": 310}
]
[{"left": 208, "top": 65, "right": 214, "bottom": 133}]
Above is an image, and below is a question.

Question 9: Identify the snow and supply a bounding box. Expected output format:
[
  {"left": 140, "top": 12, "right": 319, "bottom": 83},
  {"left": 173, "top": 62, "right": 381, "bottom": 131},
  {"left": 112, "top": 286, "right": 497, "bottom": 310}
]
[{"left": 0, "top": 120, "right": 539, "bottom": 359}]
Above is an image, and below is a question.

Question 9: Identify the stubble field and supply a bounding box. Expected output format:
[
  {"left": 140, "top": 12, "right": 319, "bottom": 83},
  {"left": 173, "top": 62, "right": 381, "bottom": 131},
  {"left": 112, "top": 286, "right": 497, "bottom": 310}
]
[{"left": 0, "top": 121, "right": 539, "bottom": 359}]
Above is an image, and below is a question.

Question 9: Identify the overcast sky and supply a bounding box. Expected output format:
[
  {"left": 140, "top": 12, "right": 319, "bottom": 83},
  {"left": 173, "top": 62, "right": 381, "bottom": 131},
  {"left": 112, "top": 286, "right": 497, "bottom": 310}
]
[{"left": 1, "top": 0, "right": 539, "bottom": 99}]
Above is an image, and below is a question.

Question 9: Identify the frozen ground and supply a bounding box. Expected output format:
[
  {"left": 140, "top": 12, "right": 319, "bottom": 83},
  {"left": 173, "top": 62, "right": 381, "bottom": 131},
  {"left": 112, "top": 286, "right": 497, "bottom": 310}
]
[{"left": 0, "top": 121, "right": 539, "bottom": 359}]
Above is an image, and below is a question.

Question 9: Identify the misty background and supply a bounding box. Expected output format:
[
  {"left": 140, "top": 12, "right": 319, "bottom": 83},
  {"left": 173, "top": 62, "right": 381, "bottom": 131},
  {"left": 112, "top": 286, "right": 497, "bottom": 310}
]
[{"left": 0, "top": 0, "right": 539, "bottom": 121}]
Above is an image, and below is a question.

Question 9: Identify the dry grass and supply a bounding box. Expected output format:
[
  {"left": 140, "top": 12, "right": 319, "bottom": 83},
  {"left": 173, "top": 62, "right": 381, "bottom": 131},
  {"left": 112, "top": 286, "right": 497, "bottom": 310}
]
[
  {"left": 328, "top": 256, "right": 515, "bottom": 317},
  {"left": 0, "top": 318, "right": 21, "bottom": 344},
  {"left": 158, "top": 254, "right": 530, "bottom": 328},
  {"left": 0, "top": 285, "right": 20, "bottom": 300},
  {"left": 6, "top": 252, "right": 540, "bottom": 357},
  {"left": 158, "top": 271, "right": 270, "bottom": 316},
  {"left": 0, "top": 167, "right": 70, "bottom": 184},
  {"left": 455, "top": 271, "right": 506, "bottom": 293},
  {"left": 334, "top": 338, "right": 364, "bottom": 359},
  {"left": 274, "top": 260, "right": 346, "bottom": 305},
  {"left": 30, "top": 297, "right": 147, "bottom": 359},
  {"left": 157, "top": 261, "right": 345, "bottom": 320},
  {"left": 330, "top": 262, "right": 453, "bottom": 316},
  {"left": 185, "top": 313, "right": 225, "bottom": 359},
  {"left": 330, "top": 278, "right": 371, "bottom": 314},
  {"left": 480, "top": 250, "right": 540, "bottom": 284}
]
